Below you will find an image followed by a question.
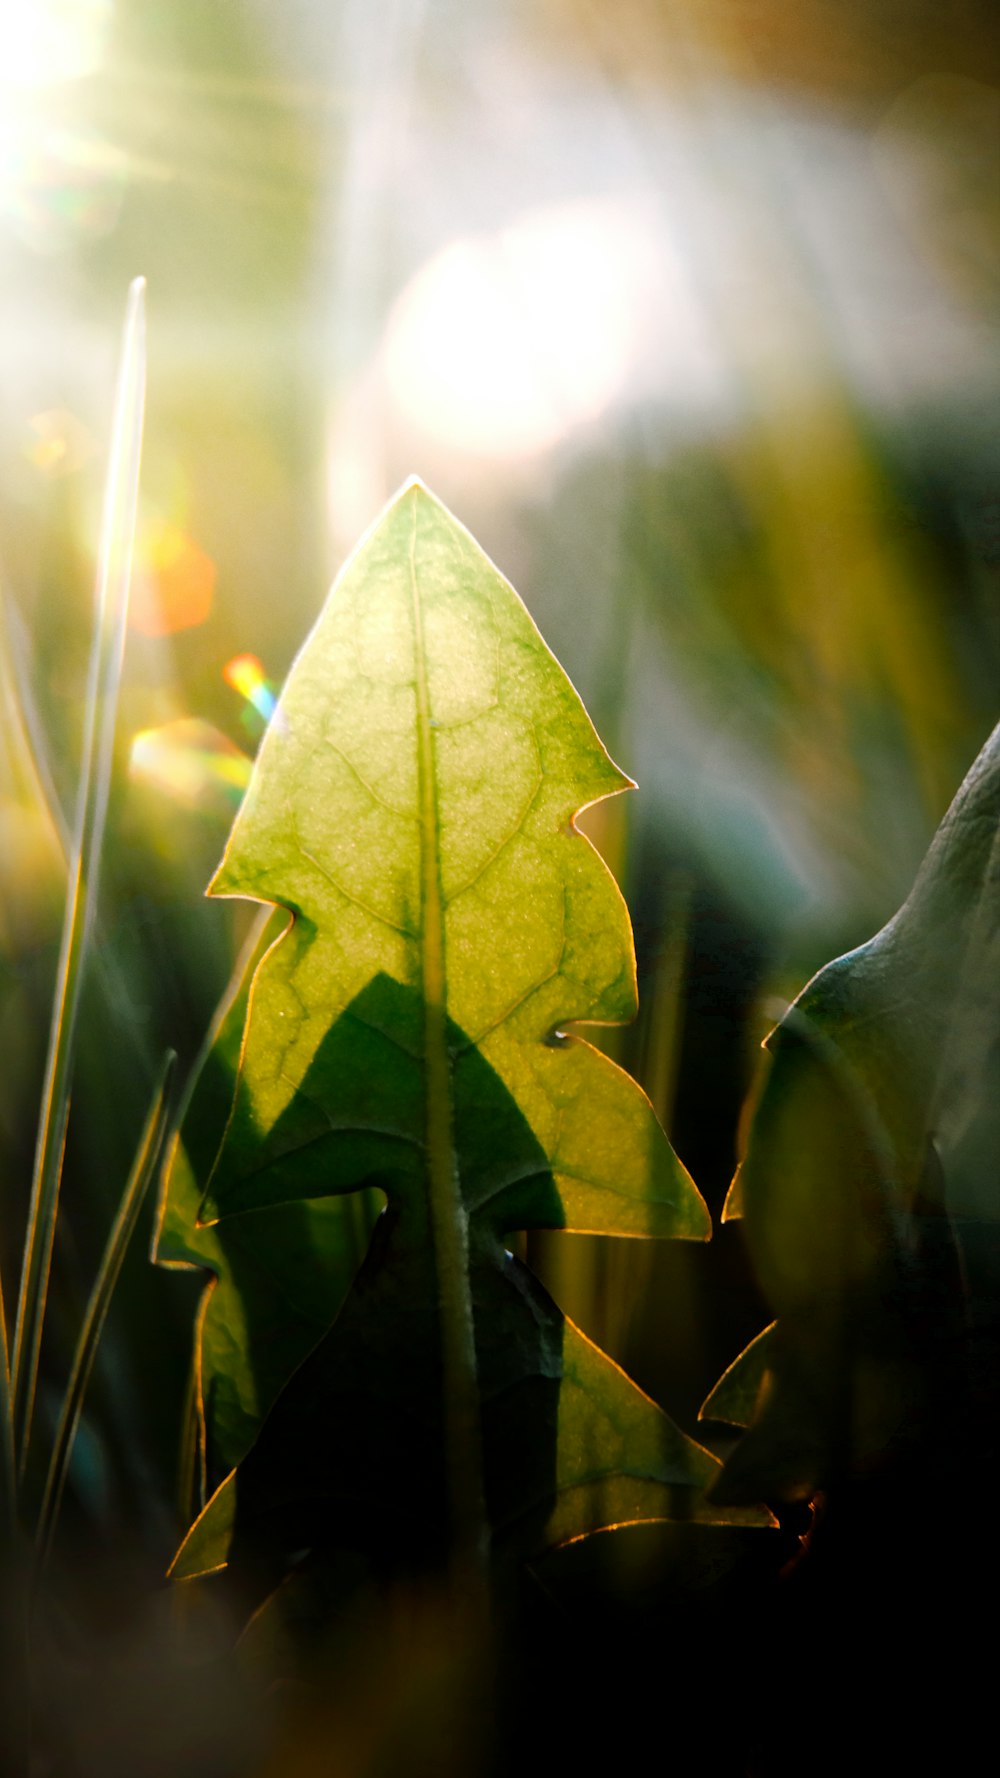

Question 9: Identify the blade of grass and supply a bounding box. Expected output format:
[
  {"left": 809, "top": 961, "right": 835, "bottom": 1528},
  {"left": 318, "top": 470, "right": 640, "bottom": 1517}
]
[
  {"left": 11, "top": 279, "right": 147, "bottom": 1476},
  {"left": 0, "top": 1274, "right": 13, "bottom": 1549},
  {"left": 4, "top": 579, "right": 157, "bottom": 1081},
  {"left": 34, "top": 1052, "right": 176, "bottom": 1573},
  {"left": 0, "top": 588, "right": 49, "bottom": 1539},
  {"left": 0, "top": 583, "right": 67, "bottom": 851}
]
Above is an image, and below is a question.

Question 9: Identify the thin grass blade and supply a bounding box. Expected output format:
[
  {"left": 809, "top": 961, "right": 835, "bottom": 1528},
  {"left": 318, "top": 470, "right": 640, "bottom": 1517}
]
[
  {"left": 0, "top": 1273, "right": 13, "bottom": 1548},
  {"left": 35, "top": 1051, "right": 175, "bottom": 1572},
  {"left": 0, "top": 586, "right": 55, "bottom": 1535},
  {"left": 11, "top": 279, "right": 147, "bottom": 1474}
]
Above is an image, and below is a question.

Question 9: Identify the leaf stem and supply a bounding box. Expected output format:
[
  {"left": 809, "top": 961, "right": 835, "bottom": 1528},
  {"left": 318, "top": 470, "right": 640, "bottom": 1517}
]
[{"left": 408, "top": 493, "right": 489, "bottom": 1585}]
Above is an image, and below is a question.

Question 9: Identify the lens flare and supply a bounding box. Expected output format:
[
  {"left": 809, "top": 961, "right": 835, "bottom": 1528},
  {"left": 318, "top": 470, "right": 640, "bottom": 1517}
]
[
  {"left": 131, "top": 524, "right": 216, "bottom": 637},
  {"left": 0, "top": 0, "right": 111, "bottom": 91},
  {"left": 0, "top": 4, "right": 121, "bottom": 248},
  {"left": 0, "top": 119, "right": 126, "bottom": 249},
  {"left": 224, "top": 653, "right": 278, "bottom": 723},
  {"left": 130, "top": 720, "right": 252, "bottom": 813},
  {"left": 24, "top": 409, "right": 95, "bottom": 475},
  {"left": 382, "top": 201, "right": 655, "bottom": 458}
]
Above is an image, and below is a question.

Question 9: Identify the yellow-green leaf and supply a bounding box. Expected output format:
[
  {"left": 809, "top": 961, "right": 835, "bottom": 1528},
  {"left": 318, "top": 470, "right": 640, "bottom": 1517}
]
[{"left": 177, "top": 480, "right": 766, "bottom": 1586}]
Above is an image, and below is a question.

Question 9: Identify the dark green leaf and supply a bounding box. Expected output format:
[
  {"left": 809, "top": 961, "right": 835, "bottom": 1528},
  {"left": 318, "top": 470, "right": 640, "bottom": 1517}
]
[
  {"left": 715, "top": 721, "right": 1000, "bottom": 1501},
  {"left": 699, "top": 1323, "right": 775, "bottom": 1430},
  {"left": 154, "top": 912, "right": 379, "bottom": 1487}
]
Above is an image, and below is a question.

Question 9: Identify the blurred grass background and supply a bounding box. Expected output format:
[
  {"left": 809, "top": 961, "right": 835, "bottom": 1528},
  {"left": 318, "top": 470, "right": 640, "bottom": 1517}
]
[{"left": 0, "top": 1, "right": 997, "bottom": 1765}]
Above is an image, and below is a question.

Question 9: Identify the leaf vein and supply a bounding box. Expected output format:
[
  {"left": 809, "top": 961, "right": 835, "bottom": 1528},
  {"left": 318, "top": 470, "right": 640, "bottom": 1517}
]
[
  {"left": 322, "top": 734, "right": 417, "bottom": 823},
  {"left": 296, "top": 839, "right": 417, "bottom": 939},
  {"left": 444, "top": 751, "right": 544, "bottom": 904}
]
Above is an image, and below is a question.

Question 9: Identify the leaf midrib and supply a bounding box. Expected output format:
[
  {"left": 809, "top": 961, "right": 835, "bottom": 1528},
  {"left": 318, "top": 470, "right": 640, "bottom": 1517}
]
[{"left": 408, "top": 494, "right": 488, "bottom": 1577}]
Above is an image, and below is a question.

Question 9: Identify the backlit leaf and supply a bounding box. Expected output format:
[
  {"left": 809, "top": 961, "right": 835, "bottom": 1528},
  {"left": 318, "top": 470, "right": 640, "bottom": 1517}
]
[
  {"left": 174, "top": 480, "right": 767, "bottom": 1589},
  {"left": 699, "top": 1323, "right": 775, "bottom": 1430}
]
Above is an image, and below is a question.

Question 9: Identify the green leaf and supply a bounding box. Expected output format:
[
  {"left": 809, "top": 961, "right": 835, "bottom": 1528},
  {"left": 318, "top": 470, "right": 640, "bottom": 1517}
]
[
  {"left": 154, "top": 912, "right": 378, "bottom": 1488},
  {"left": 699, "top": 1323, "right": 775, "bottom": 1430},
  {"left": 174, "top": 480, "right": 766, "bottom": 1588},
  {"left": 715, "top": 720, "right": 1000, "bottom": 1502}
]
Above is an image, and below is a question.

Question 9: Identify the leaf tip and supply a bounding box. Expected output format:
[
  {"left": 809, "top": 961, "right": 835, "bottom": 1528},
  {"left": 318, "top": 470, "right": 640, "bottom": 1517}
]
[
  {"left": 388, "top": 474, "right": 440, "bottom": 519},
  {"left": 168, "top": 1470, "right": 238, "bottom": 1581},
  {"left": 721, "top": 1168, "right": 744, "bottom": 1222},
  {"left": 678, "top": 1156, "right": 712, "bottom": 1242},
  {"left": 195, "top": 1191, "right": 220, "bottom": 1229}
]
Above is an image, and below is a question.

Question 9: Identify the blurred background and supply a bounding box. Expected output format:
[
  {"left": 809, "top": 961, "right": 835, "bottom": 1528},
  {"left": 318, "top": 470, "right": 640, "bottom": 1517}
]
[{"left": 0, "top": 0, "right": 997, "bottom": 1705}]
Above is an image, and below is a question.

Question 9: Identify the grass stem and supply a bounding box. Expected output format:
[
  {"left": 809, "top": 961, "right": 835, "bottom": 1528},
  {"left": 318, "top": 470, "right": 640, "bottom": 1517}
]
[
  {"left": 34, "top": 1052, "right": 176, "bottom": 1573},
  {"left": 10, "top": 280, "right": 147, "bottom": 1477}
]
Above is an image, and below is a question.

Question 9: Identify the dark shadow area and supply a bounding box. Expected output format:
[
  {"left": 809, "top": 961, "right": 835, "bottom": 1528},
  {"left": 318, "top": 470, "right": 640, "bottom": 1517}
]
[
  {"left": 219, "top": 970, "right": 566, "bottom": 1598},
  {"left": 156, "top": 924, "right": 382, "bottom": 1489}
]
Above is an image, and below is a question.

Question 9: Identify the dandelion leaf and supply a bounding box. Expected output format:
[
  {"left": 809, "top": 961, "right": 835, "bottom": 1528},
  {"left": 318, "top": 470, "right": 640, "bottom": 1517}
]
[
  {"left": 713, "top": 720, "right": 1000, "bottom": 1502},
  {"left": 174, "top": 481, "right": 767, "bottom": 1586}
]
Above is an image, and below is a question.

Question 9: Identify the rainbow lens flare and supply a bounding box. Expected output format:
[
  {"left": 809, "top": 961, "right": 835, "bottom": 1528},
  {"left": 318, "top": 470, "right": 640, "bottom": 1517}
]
[
  {"left": 223, "top": 653, "right": 278, "bottom": 723},
  {"left": 129, "top": 719, "right": 252, "bottom": 813}
]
